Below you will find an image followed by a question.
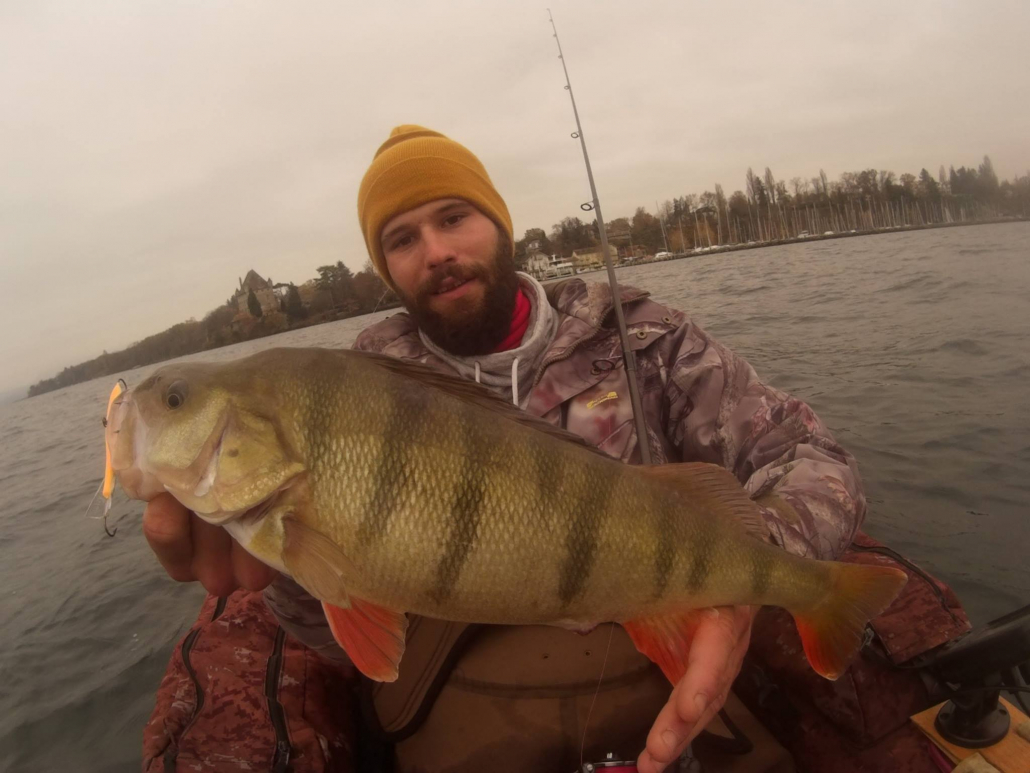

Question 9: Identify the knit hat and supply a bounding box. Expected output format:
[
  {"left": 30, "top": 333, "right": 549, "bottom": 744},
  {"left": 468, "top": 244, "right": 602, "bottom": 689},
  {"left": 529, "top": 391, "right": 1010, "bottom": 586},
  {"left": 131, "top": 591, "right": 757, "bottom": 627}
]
[{"left": 357, "top": 125, "right": 513, "bottom": 290}]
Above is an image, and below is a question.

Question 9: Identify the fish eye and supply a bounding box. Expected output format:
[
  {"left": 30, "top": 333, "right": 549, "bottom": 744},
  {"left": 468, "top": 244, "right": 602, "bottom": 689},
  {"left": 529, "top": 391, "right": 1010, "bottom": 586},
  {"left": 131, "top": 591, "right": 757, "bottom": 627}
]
[{"left": 165, "top": 379, "right": 188, "bottom": 410}]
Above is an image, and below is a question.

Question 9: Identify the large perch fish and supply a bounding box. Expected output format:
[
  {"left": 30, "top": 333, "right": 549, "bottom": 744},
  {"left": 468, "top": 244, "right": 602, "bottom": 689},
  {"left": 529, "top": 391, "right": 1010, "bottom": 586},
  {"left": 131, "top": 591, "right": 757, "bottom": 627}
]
[{"left": 103, "top": 348, "right": 906, "bottom": 684}]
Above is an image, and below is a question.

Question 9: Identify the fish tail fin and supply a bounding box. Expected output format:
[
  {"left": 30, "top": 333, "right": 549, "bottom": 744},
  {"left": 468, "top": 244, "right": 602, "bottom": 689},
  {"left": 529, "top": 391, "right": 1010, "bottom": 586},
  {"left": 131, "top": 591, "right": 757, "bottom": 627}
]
[
  {"left": 622, "top": 607, "right": 717, "bottom": 684},
  {"left": 790, "top": 562, "right": 907, "bottom": 680}
]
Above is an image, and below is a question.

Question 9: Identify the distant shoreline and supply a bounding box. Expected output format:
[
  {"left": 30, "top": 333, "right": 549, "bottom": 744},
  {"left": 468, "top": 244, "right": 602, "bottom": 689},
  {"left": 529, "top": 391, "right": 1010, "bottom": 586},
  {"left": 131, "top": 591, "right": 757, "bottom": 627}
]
[
  {"left": 17, "top": 217, "right": 1025, "bottom": 403},
  {"left": 574, "top": 216, "right": 1029, "bottom": 277}
]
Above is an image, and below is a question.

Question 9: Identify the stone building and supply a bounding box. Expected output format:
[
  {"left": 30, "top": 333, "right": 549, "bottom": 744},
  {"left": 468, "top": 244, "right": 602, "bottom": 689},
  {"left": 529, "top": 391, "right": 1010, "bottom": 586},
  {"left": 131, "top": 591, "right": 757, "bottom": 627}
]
[{"left": 232, "top": 270, "right": 282, "bottom": 316}]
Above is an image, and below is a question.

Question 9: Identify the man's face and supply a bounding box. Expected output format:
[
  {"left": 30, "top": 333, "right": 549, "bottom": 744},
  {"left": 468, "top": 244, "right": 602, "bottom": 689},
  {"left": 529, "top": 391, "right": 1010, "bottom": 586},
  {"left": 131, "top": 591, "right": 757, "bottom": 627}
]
[{"left": 381, "top": 198, "right": 518, "bottom": 356}]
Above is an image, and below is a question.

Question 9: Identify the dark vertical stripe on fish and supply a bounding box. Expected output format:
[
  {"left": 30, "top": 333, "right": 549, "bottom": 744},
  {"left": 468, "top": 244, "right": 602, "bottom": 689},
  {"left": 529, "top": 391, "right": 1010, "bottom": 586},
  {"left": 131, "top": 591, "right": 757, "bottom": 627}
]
[
  {"left": 652, "top": 494, "right": 676, "bottom": 600},
  {"left": 429, "top": 405, "right": 487, "bottom": 604},
  {"left": 356, "top": 377, "right": 417, "bottom": 548},
  {"left": 533, "top": 439, "right": 563, "bottom": 514},
  {"left": 686, "top": 517, "right": 716, "bottom": 593},
  {"left": 750, "top": 545, "right": 774, "bottom": 599},
  {"left": 557, "top": 464, "right": 618, "bottom": 606}
]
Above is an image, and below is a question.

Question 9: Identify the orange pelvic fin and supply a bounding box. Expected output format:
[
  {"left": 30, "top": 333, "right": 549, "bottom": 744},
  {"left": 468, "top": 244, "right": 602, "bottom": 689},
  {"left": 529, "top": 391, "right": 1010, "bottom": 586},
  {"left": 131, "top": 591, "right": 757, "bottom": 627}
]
[
  {"left": 792, "top": 562, "right": 907, "bottom": 680},
  {"left": 622, "top": 607, "right": 718, "bottom": 684},
  {"left": 322, "top": 598, "right": 408, "bottom": 683}
]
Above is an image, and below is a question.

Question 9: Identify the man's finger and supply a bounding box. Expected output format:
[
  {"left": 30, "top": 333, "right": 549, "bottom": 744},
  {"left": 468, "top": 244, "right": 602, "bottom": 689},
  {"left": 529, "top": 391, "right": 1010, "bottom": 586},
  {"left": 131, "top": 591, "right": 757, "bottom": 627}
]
[
  {"left": 639, "top": 677, "right": 736, "bottom": 772},
  {"left": 231, "top": 541, "right": 277, "bottom": 591},
  {"left": 673, "top": 609, "right": 737, "bottom": 723},
  {"left": 638, "top": 612, "right": 734, "bottom": 772},
  {"left": 142, "top": 493, "right": 196, "bottom": 583},
  {"left": 190, "top": 518, "right": 237, "bottom": 597},
  {"left": 639, "top": 681, "right": 691, "bottom": 773}
]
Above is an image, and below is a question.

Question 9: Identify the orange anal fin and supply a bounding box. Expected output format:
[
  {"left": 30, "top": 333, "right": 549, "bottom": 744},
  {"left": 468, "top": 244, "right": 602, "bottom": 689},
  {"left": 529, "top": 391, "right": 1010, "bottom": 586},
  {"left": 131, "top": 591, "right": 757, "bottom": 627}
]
[
  {"left": 622, "top": 607, "right": 717, "bottom": 684},
  {"left": 322, "top": 598, "right": 408, "bottom": 683},
  {"left": 792, "top": 563, "right": 908, "bottom": 680}
]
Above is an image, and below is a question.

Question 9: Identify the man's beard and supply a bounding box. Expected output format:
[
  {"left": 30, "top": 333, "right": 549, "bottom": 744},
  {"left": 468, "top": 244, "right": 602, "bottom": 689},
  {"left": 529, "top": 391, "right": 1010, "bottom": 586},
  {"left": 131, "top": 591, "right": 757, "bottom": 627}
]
[{"left": 401, "top": 234, "right": 520, "bottom": 357}]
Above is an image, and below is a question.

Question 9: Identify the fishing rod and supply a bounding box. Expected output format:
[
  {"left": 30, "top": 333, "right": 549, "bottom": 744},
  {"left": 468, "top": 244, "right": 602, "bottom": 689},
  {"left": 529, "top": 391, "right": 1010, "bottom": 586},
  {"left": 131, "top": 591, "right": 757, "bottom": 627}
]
[{"left": 547, "top": 9, "right": 653, "bottom": 465}]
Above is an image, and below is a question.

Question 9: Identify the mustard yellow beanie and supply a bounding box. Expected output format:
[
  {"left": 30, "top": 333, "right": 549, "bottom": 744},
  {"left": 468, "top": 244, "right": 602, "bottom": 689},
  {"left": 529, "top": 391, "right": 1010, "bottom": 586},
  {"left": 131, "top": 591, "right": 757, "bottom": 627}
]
[{"left": 357, "top": 125, "right": 513, "bottom": 290}]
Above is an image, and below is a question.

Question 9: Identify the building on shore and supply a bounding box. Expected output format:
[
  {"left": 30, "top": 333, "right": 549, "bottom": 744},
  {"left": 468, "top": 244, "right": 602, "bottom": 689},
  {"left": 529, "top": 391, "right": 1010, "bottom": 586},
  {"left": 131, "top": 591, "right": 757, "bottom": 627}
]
[
  {"left": 571, "top": 246, "right": 614, "bottom": 272},
  {"left": 232, "top": 270, "right": 284, "bottom": 316},
  {"left": 526, "top": 251, "right": 576, "bottom": 281}
]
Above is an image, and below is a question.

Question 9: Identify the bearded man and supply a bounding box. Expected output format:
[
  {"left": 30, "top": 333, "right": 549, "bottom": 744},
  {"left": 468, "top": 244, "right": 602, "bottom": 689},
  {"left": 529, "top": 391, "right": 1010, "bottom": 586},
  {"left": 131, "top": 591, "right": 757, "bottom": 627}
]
[{"left": 143, "top": 125, "right": 864, "bottom": 773}]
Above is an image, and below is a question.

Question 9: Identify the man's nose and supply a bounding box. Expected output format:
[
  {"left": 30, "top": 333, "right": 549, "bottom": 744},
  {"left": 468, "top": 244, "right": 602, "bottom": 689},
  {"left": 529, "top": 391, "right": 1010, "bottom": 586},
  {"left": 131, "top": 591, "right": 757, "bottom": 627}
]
[{"left": 421, "top": 227, "right": 456, "bottom": 270}]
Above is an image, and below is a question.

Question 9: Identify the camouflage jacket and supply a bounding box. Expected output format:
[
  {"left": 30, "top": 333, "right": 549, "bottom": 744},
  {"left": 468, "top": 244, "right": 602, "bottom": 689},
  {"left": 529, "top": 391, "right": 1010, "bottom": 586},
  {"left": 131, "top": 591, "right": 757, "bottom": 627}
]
[
  {"left": 352, "top": 277, "right": 865, "bottom": 560},
  {"left": 265, "top": 277, "right": 866, "bottom": 658}
]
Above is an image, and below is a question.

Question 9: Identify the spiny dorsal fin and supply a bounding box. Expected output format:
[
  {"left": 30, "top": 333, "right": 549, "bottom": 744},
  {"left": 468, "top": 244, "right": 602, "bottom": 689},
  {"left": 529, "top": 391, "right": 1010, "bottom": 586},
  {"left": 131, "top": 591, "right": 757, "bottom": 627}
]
[{"left": 638, "top": 462, "right": 770, "bottom": 541}]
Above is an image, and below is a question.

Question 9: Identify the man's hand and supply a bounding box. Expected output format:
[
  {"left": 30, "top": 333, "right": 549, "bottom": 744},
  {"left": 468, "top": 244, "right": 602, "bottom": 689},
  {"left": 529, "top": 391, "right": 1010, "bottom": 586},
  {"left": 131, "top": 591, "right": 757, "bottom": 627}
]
[
  {"left": 142, "top": 492, "right": 278, "bottom": 596},
  {"left": 637, "top": 605, "right": 757, "bottom": 773}
]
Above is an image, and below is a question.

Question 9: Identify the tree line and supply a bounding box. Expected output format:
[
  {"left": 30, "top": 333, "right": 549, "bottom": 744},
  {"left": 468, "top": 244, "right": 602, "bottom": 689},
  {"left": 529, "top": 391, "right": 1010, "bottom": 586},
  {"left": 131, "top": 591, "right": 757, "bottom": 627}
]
[
  {"left": 515, "top": 155, "right": 1029, "bottom": 262},
  {"left": 27, "top": 261, "right": 395, "bottom": 398}
]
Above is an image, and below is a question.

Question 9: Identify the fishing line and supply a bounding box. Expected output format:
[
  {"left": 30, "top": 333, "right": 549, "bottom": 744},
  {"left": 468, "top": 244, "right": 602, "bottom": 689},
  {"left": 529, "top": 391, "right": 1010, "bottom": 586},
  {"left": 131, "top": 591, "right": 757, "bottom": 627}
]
[
  {"left": 85, "top": 479, "right": 104, "bottom": 519},
  {"left": 580, "top": 621, "right": 617, "bottom": 770},
  {"left": 371, "top": 288, "right": 390, "bottom": 315},
  {"left": 84, "top": 480, "right": 118, "bottom": 536}
]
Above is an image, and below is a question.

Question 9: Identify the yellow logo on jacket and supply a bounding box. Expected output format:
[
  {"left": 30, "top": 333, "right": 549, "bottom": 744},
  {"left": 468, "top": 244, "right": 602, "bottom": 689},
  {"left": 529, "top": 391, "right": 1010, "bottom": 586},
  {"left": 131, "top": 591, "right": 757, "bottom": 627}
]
[{"left": 586, "top": 391, "right": 619, "bottom": 410}]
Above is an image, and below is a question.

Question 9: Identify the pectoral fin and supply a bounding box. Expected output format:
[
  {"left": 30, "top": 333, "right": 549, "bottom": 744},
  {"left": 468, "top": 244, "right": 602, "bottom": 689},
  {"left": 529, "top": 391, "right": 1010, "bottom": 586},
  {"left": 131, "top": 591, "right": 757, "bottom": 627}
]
[
  {"left": 281, "top": 516, "right": 353, "bottom": 608},
  {"left": 278, "top": 516, "right": 409, "bottom": 682},
  {"left": 622, "top": 607, "right": 718, "bottom": 684},
  {"left": 323, "top": 599, "right": 408, "bottom": 683}
]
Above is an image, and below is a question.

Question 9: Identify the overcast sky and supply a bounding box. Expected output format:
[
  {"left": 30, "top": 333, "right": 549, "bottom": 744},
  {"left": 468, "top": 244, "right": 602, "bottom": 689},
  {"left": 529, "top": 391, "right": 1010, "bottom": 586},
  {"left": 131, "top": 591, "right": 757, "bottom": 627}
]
[{"left": 1, "top": 0, "right": 1027, "bottom": 398}]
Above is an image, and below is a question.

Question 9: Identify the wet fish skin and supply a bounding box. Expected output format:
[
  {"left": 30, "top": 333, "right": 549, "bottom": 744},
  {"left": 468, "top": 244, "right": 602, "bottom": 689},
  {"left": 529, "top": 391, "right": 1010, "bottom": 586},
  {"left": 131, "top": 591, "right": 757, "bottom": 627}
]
[{"left": 105, "top": 347, "right": 906, "bottom": 683}]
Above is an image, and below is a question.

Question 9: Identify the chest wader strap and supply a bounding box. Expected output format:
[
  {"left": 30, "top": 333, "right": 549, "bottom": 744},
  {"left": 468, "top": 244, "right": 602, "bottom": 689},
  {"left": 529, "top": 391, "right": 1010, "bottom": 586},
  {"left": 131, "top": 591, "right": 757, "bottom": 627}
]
[{"left": 359, "top": 616, "right": 482, "bottom": 743}]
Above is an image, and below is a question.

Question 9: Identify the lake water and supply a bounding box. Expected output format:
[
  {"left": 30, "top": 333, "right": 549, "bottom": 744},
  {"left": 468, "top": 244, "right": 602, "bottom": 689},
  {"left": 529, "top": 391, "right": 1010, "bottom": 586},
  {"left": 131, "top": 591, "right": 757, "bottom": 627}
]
[{"left": 1, "top": 222, "right": 1028, "bottom": 771}]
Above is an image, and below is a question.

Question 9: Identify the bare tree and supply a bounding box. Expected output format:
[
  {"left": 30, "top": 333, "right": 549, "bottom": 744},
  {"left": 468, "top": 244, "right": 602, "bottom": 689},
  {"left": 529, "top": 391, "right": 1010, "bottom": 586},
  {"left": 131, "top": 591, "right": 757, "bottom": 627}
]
[
  {"left": 714, "top": 183, "right": 726, "bottom": 244},
  {"left": 764, "top": 167, "right": 777, "bottom": 206}
]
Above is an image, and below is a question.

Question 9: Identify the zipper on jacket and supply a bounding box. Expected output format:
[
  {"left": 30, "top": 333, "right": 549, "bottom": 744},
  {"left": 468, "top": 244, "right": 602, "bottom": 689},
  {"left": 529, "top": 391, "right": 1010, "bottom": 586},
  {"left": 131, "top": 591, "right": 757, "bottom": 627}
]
[
  {"left": 162, "top": 597, "right": 228, "bottom": 770},
  {"left": 163, "top": 629, "right": 204, "bottom": 770},
  {"left": 264, "top": 626, "right": 293, "bottom": 773}
]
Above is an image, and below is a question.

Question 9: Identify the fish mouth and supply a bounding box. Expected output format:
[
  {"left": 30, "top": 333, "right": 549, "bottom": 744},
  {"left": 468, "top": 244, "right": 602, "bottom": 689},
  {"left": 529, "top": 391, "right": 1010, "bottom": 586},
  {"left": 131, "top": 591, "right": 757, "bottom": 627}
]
[{"left": 105, "top": 392, "right": 167, "bottom": 502}]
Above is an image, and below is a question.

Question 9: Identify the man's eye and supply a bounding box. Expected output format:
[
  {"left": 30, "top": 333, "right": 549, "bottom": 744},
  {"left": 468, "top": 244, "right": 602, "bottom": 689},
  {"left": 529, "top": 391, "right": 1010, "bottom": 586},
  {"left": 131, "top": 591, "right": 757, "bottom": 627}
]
[
  {"left": 443, "top": 213, "right": 466, "bottom": 227},
  {"left": 391, "top": 235, "right": 413, "bottom": 250}
]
